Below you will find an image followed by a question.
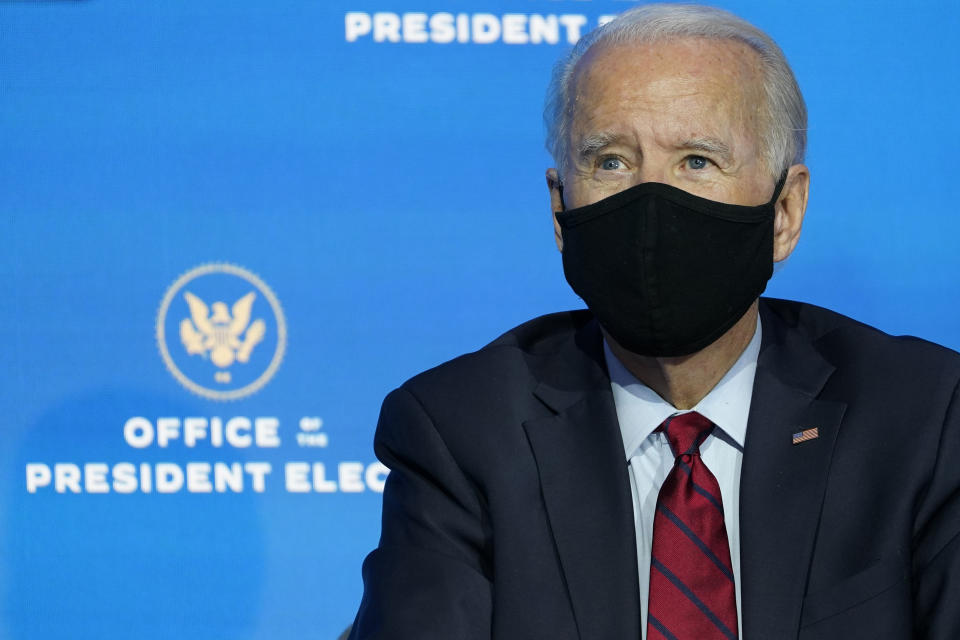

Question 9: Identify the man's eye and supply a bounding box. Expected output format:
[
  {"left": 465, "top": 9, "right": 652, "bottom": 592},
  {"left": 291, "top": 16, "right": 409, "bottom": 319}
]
[
  {"left": 599, "top": 157, "right": 622, "bottom": 171},
  {"left": 686, "top": 155, "right": 709, "bottom": 170}
]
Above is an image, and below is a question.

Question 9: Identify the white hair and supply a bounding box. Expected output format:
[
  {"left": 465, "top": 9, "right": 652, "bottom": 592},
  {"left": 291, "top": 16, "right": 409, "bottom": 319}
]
[{"left": 544, "top": 3, "right": 807, "bottom": 179}]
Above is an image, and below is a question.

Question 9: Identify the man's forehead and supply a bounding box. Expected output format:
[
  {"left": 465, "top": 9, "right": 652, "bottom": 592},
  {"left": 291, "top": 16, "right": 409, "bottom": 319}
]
[
  {"left": 567, "top": 36, "right": 765, "bottom": 146},
  {"left": 571, "top": 36, "right": 764, "bottom": 104}
]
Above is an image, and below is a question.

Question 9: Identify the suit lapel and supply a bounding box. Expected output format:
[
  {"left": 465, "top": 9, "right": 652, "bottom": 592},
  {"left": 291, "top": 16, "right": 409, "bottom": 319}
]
[
  {"left": 740, "top": 301, "right": 847, "bottom": 638},
  {"left": 523, "top": 319, "right": 641, "bottom": 640}
]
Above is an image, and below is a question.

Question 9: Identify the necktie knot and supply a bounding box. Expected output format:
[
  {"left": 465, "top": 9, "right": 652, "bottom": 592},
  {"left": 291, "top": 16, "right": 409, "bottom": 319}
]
[{"left": 658, "top": 411, "right": 714, "bottom": 458}]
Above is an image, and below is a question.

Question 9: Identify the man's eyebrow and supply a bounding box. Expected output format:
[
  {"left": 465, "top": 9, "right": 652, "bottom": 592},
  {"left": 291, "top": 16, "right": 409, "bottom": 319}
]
[
  {"left": 576, "top": 132, "right": 620, "bottom": 160},
  {"left": 679, "top": 137, "right": 733, "bottom": 160}
]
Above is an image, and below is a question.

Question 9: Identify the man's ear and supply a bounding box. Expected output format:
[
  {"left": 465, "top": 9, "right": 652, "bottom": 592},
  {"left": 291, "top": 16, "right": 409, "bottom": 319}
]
[
  {"left": 546, "top": 168, "right": 564, "bottom": 251},
  {"left": 773, "top": 164, "right": 809, "bottom": 262}
]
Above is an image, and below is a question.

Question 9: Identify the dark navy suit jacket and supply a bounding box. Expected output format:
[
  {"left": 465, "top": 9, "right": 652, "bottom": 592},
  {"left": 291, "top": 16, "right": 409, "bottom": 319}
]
[{"left": 350, "top": 298, "right": 960, "bottom": 639}]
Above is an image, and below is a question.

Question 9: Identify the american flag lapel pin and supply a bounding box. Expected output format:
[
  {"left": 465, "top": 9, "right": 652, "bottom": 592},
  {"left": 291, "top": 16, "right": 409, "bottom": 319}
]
[{"left": 792, "top": 427, "right": 820, "bottom": 445}]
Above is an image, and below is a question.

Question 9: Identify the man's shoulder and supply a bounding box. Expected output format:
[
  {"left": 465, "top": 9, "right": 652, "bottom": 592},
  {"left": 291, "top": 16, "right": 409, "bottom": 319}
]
[
  {"left": 399, "top": 310, "right": 594, "bottom": 401},
  {"left": 762, "top": 297, "right": 960, "bottom": 373},
  {"left": 485, "top": 309, "right": 596, "bottom": 353}
]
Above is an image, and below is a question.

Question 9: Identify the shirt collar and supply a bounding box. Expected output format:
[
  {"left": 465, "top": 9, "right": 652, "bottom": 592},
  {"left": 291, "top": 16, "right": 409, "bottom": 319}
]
[{"left": 605, "top": 315, "right": 762, "bottom": 460}]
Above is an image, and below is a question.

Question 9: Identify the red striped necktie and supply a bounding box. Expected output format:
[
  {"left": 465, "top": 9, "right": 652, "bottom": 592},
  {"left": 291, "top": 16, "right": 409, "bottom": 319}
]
[{"left": 647, "top": 411, "right": 738, "bottom": 640}]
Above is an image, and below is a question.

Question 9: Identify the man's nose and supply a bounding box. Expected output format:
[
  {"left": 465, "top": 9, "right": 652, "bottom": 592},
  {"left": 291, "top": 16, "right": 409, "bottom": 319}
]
[{"left": 633, "top": 163, "right": 669, "bottom": 187}]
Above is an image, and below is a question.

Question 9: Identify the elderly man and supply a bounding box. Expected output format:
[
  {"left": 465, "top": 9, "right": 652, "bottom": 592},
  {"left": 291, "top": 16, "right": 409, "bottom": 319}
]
[{"left": 349, "top": 4, "right": 960, "bottom": 639}]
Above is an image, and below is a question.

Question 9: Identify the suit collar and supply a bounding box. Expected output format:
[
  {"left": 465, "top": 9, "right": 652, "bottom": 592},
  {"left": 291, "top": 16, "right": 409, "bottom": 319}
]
[
  {"left": 756, "top": 298, "right": 836, "bottom": 397},
  {"left": 525, "top": 318, "right": 642, "bottom": 639},
  {"left": 530, "top": 316, "right": 610, "bottom": 413},
  {"left": 739, "top": 299, "right": 847, "bottom": 637}
]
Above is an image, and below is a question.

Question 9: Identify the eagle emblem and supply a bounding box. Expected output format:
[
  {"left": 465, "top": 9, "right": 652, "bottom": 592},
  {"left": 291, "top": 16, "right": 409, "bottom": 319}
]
[{"left": 179, "top": 291, "right": 266, "bottom": 368}]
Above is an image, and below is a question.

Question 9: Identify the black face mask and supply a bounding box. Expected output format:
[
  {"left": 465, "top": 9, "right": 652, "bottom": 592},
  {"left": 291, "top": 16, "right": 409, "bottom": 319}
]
[{"left": 555, "top": 175, "right": 786, "bottom": 357}]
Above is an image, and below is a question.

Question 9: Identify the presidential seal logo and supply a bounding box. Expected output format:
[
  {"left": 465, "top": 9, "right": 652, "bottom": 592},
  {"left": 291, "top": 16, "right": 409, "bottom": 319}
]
[{"left": 156, "top": 263, "right": 286, "bottom": 401}]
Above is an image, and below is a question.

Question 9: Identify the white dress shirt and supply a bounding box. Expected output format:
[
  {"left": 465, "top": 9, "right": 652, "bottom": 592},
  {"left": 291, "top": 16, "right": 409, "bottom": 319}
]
[{"left": 603, "top": 317, "right": 761, "bottom": 640}]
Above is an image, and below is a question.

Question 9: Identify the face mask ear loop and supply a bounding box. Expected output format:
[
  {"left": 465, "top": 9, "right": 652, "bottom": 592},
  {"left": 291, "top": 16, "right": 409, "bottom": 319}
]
[
  {"left": 558, "top": 181, "right": 566, "bottom": 211},
  {"left": 769, "top": 169, "right": 790, "bottom": 205}
]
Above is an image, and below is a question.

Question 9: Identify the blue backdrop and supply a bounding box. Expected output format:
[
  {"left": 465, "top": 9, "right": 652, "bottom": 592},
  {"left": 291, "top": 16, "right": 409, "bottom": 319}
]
[{"left": 2, "top": 1, "right": 959, "bottom": 638}]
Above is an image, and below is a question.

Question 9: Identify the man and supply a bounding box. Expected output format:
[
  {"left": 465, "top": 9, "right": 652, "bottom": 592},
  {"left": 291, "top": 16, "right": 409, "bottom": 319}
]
[{"left": 349, "top": 4, "right": 960, "bottom": 639}]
